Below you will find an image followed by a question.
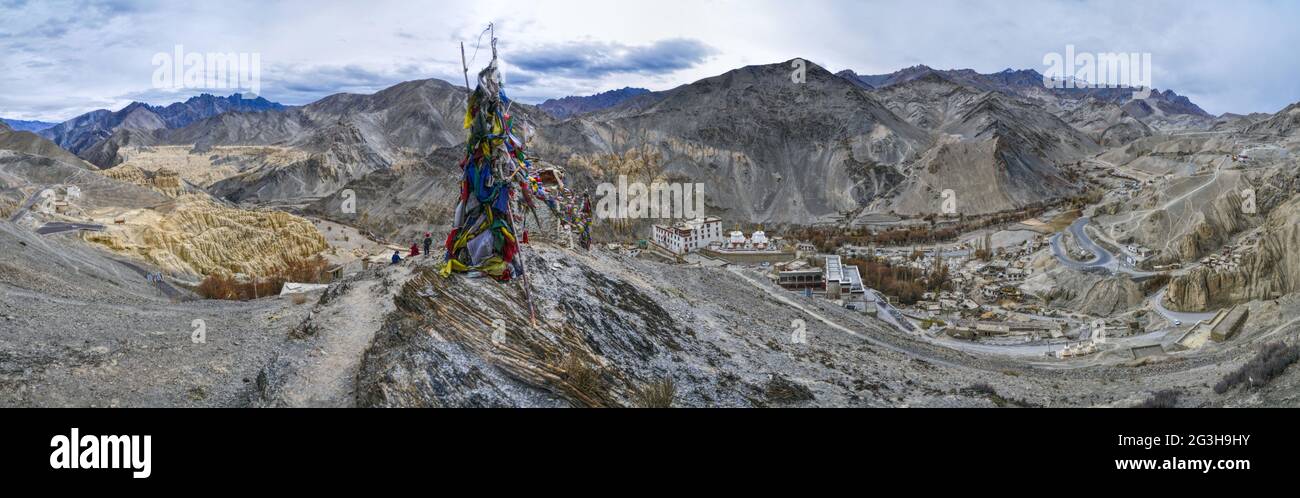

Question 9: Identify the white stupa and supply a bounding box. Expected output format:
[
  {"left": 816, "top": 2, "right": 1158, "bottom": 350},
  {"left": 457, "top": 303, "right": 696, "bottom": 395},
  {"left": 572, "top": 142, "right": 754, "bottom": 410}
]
[
  {"left": 750, "top": 230, "right": 769, "bottom": 249},
  {"left": 728, "top": 230, "right": 747, "bottom": 249}
]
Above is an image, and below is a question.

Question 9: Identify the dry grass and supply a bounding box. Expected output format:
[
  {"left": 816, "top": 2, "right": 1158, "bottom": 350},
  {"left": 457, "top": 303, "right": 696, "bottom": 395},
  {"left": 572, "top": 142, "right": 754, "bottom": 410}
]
[
  {"left": 1047, "top": 209, "right": 1083, "bottom": 231},
  {"left": 197, "top": 255, "right": 331, "bottom": 301},
  {"left": 1136, "top": 389, "right": 1180, "bottom": 408},
  {"left": 1214, "top": 342, "right": 1300, "bottom": 394},
  {"left": 561, "top": 354, "right": 602, "bottom": 396},
  {"left": 633, "top": 377, "right": 675, "bottom": 408}
]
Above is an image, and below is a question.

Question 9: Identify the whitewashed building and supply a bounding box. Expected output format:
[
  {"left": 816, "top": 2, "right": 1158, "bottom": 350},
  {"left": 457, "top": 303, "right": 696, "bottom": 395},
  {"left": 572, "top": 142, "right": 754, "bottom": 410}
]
[{"left": 651, "top": 217, "right": 723, "bottom": 255}]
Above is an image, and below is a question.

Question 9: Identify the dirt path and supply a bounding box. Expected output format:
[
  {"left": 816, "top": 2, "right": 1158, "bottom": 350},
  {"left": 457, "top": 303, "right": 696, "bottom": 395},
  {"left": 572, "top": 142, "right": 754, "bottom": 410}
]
[{"left": 272, "top": 266, "right": 409, "bottom": 407}]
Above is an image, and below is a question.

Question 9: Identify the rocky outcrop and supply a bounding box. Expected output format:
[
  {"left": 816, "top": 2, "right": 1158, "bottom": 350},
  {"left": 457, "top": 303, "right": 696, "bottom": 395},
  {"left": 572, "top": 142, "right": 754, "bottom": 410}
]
[
  {"left": 1166, "top": 189, "right": 1254, "bottom": 263},
  {"left": 1067, "top": 274, "right": 1144, "bottom": 316},
  {"left": 1113, "top": 169, "right": 1257, "bottom": 266},
  {"left": 357, "top": 260, "right": 699, "bottom": 407},
  {"left": 84, "top": 194, "right": 327, "bottom": 276},
  {"left": 1022, "top": 268, "right": 1144, "bottom": 316},
  {"left": 1166, "top": 195, "right": 1300, "bottom": 311},
  {"left": 102, "top": 165, "right": 184, "bottom": 197}
]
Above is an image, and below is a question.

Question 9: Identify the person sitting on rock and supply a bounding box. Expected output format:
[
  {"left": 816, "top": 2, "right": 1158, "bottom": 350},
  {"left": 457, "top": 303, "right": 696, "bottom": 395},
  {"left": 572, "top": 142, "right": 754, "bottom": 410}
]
[
  {"left": 391, "top": 250, "right": 402, "bottom": 265},
  {"left": 409, "top": 243, "right": 421, "bottom": 257}
]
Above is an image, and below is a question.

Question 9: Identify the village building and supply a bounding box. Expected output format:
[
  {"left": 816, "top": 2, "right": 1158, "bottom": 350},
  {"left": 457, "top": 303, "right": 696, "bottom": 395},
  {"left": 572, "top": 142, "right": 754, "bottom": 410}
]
[
  {"left": 794, "top": 242, "right": 818, "bottom": 257},
  {"left": 650, "top": 217, "right": 723, "bottom": 255},
  {"left": 842, "top": 264, "right": 867, "bottom": 310},
  {"left": 1210, "top": 306, "right": 1249, "bottom": 342},
  {"left": 777, "top": 269, "right": 824, "bottom": 290},
  {"left": 824, "top": 255, "right": 844, "bottom": 299}
]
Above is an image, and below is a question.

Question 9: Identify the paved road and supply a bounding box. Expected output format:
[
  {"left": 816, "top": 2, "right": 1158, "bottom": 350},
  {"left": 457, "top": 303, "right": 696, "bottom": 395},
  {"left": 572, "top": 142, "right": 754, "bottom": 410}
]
[
  {"left": 36, "top": 222, "right": 104, "bottom": 235},
  {"left": 1047, "top": 215, "right": 1222, "bottom": 333},
  {"left": 1050, "top": 217, "right": 1111, "bottom": 269},
  {"left": 1150, "top": 288, "right": 1219, "bottom": 326},
  {"left": 113, "top": 258, "right": 187, "bottom": 301},
  {"left": 8, "top": 187, "right": 55, "bottom": 222},
  {"left": 1050, "top": 216, "right": 1158, "bottom": 278}
]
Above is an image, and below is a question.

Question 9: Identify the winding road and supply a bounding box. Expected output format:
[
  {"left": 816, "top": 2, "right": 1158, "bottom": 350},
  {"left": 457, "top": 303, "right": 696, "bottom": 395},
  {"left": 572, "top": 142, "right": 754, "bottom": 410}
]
[
  {"left": 1050, "top": 217, "right": 1110, "bottom": 270},
  {"left": 1051, "top": 216, "right": 1219, "bottom": 329},
  {"left": 1050, "top": 216, "right": 1157, "bottom": 277},
  {"left": 1150, "top": 288, "right": 1219, "bottom": 326}
]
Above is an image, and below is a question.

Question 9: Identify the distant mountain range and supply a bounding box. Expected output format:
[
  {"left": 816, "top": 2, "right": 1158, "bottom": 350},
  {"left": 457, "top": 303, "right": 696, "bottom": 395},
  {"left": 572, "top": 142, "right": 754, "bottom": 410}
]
[
  {"left": 7, "top": 58, "right": 1257, "bottom": 232},
  {"left": 38, "top": 93, "right": 287, "bottom": 164},
  {"left": 838, "top": 65, "right": 1210, "bottom": 118},
  {"left": 538, "top": 87, "right": 651, "bottom": 118},
  {"left": 0, "top": 118, "right": 59, "bottom": 132}
]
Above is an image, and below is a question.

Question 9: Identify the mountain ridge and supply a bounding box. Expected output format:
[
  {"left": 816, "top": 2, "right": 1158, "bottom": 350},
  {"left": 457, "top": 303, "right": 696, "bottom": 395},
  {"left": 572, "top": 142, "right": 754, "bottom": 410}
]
[
  {"left": 39, "top": 93, "right": 289, "bottom": 162},
  {"left": 0, "top": 118, "right": 59, "bottom": 132},
  {"left": 538, "top": 87, "right": 653, "bottom": 119}
]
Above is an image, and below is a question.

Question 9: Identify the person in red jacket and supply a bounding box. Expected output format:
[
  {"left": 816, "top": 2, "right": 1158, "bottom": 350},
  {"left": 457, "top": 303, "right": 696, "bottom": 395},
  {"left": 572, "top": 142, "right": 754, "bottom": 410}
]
[{"left": 409, "top": 243, "right": 421, "bottom": 257}]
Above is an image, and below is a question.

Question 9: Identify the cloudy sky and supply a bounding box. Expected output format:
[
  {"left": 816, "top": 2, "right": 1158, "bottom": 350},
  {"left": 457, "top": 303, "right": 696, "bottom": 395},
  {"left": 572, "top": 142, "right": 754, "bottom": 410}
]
[{"left": 1, "top": 0, "right": 1297, "bottom": 121}]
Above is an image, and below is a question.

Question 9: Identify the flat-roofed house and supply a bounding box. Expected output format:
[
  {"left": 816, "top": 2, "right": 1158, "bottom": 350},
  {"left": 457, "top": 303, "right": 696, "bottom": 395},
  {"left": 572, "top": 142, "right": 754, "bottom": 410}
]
[
  {"left": 824, "top": 255, "right": 843, "bottom": 299},
  {"left": 650, "top": 217, "right": 723, "bottom": 255},
  {"left": 1211, "top": 306, "right": 1249, "bottom": 342},
  {"left": 778, "top": 269, "right": 823, "bottom": 290}
]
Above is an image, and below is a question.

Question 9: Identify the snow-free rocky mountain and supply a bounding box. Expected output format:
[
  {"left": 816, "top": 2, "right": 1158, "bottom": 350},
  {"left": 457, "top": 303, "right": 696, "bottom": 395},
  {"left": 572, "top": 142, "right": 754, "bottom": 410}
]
[
  {"left": 0, "top": 118, "right": 59, "bottom": 132},
  {"left": 38, "top": 93, "right": 287, "bottom": 167},
  {"left": 32, "top": 58, "right": 1223, "bottom": 232},
  {"left": 538, "top": 87, "right": 652, "bottom": 118}
]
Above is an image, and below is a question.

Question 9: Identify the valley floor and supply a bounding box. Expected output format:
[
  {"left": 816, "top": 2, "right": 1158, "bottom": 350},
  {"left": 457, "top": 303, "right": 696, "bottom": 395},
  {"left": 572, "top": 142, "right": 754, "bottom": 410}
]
[{"left": 5, "top": 218, "right": 1296, "bottom": 407}]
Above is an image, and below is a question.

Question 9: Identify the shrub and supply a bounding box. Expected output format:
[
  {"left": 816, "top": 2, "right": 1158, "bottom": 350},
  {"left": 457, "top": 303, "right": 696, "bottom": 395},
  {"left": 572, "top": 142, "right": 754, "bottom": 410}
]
[
  {"left": 963, "top": 382, "right": 1037, "bottom": 408},
  {"left": 196, "top": 256, "right": 331, "bottom": 301},
  {"left": 764, "top": 376, "right": 815, "bottom": 404},
  {"left": 561, "top": 355, "right": 601, "bottom": 394},
  {"left": 1136, "top": 390, "right": 1180, "bottom": 408},
  {"left": 634, "top": 377, "right": 675, "bottom": 408},
  {"left": 1214, "top": 342, "right": 1300, "bottom": 394}
]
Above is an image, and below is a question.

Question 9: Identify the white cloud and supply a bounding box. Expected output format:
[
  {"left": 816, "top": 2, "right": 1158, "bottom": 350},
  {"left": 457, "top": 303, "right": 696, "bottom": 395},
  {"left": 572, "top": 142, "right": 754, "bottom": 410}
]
[{"left": 1, "top": 0, "right": 1296, "bottom": 121}]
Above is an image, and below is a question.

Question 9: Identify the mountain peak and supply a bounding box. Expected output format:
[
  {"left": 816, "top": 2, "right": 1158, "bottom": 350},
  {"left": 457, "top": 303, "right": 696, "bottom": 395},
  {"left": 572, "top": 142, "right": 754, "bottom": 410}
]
[{"left": 538, "top": 86, "right": 655, "bottom": 119}]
